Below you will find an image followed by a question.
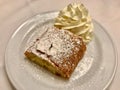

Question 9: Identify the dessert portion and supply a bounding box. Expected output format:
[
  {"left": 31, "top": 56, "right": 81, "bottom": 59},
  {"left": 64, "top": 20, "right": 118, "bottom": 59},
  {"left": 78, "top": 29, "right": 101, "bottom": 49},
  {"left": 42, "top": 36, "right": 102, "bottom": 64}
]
[
  {"left": 54, "top": 3, "right": 93, "bottom": 44},
  {"left": 24, "top": 27, "right": 86, "bottom": 78}
]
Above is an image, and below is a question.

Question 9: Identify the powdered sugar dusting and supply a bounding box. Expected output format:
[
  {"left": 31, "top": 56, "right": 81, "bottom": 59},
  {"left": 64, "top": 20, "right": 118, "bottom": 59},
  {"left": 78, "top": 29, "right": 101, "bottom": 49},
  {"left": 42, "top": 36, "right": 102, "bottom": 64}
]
[{"left": 36, "top": 26, "right": 82, "bottom": 65}]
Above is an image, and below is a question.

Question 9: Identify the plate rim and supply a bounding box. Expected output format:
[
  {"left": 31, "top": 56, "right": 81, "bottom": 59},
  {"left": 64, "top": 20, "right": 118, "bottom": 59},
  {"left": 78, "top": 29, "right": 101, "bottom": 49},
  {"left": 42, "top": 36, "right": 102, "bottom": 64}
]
[{"left": 93, "top": 20, "right": 118, "bottom": 90}]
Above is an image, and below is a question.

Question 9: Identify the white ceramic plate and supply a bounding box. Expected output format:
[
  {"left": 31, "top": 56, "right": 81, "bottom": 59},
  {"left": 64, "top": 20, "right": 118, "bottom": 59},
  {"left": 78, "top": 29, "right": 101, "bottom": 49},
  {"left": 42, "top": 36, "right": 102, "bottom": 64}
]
[{"left": 5, "top": 11, "right": 117, "bottom": 90}]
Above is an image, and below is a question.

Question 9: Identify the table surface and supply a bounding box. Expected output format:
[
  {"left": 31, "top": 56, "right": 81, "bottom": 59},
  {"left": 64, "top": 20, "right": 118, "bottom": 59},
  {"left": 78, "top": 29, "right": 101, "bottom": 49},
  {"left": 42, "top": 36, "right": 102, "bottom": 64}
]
[{"left": 0, "top": 0, "right": 120, "bottom": 90}]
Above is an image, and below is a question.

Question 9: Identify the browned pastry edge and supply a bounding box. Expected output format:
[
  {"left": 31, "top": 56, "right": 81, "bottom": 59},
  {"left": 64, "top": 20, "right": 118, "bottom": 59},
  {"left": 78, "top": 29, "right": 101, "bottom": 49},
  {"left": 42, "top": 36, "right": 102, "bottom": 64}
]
[{"left": 24, "top": 27, "right": 86, "bottom": 78}]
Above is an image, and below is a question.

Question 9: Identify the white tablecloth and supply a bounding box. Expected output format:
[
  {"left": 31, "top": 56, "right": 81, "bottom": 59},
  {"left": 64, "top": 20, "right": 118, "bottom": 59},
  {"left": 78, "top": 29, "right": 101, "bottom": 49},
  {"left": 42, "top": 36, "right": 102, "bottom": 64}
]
[{"left": 0, "top": 0, "right": 120, "bottom": 90}]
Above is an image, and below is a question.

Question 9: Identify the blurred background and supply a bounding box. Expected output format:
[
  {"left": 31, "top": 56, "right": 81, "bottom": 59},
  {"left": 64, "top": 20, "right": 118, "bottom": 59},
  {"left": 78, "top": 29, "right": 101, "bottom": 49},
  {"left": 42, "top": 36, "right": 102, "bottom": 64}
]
[{"left": 0, "top": 0, "right": 120, "bottom": 90}]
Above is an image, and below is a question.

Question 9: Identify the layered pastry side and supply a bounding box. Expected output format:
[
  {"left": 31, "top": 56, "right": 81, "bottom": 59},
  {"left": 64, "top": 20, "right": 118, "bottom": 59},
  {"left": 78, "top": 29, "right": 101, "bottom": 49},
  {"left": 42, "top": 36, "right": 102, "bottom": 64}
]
[{"left": 24, "top": 27, "right": 86, "bottom": 78}]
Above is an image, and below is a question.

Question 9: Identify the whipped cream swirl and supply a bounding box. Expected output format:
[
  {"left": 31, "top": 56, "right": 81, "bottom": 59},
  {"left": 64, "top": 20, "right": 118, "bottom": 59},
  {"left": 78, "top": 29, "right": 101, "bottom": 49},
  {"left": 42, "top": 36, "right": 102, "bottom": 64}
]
[{"left": 54, "top": 3, "right": 93, "bottom": 44}]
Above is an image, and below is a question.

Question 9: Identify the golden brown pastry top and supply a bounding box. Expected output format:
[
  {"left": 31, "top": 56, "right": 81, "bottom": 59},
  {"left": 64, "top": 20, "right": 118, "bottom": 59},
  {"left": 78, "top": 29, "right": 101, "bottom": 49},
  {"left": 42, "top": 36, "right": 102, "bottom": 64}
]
[
  {"left": 25, "top": 26, "right": 86, "bottom": 78},
  {"left": 36, "top": 26, "right": 84, "bottom": 61}
]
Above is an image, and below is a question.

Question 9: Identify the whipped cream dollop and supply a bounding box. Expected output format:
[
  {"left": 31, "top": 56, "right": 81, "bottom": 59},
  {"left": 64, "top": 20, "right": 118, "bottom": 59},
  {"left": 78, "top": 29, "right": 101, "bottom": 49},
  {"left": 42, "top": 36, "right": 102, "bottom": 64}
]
[{"left": 54, "top": 3, "right": 93, "bottom": 44}]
